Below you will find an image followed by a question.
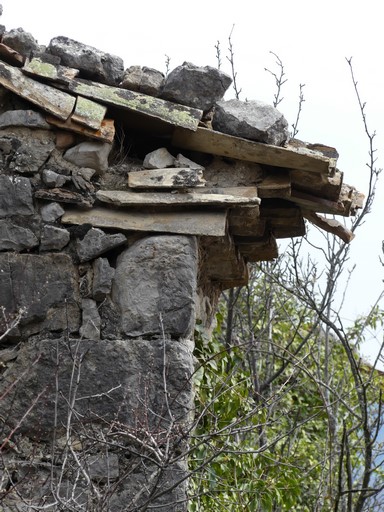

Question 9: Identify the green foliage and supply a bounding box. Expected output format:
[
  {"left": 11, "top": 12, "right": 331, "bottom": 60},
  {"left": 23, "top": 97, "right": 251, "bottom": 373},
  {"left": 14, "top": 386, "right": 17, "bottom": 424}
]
[{"left": 188, "top": 261, "right": 384, "bottom": 511}]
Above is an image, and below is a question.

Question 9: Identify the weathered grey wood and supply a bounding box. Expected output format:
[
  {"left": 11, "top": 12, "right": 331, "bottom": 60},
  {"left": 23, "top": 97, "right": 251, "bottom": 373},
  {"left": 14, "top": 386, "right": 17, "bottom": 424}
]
[
  {"left": 71, "top": 96, "right": 107, "bottom": 130},
  {"left": 0, "top": 60, "right": 76, "bottom": 120},
  {"left": 257, "top": 171, "right": 291, "bottom": 199},
  {"left": 235, "top": 234, "right": 278, "bottom": 262},
  {"left": 46, "top": 116, "right": 115, "bottom": 143},
  {"left": 34, "top": 188, "right": 94, "bottom": 208},
  {"left": 66, "top": 78, "right": 202, "bottom": 131},
  {"left": 303, "top": 210, "right": 355, "bottom": 243},
  {"left": 96, "top": 187, "right": 260, "bottom": 207},
  {"left": 23, "top": 57, "right": 79, "bottom": 84},
  {"left": 61, "top": 207, "right": 227, "bottom": 236},
  {"left": 128, "top": 168, "right": 206, "bottom": 188},
  {"left": 290, "top": 189, "right": 348, "bottom": 215},
  {"left": 172, "top": 127, "right": 334, "bottom": 173},
  {"left": 229, "top": 206, "right": 265, "bottom": 237},
  {"left": 200, "top": 235, "right": 249, "bottom": 289},
  {"left": 291, "top": 168, "right": 342, "bottom": 201}
]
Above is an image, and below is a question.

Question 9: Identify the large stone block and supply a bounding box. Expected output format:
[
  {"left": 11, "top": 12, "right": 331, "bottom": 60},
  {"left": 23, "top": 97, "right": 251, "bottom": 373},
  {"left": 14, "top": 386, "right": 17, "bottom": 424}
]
[
  {"left": 0, "top": 253, "right": 80, "bottom": 338},
  {"left": 47, "top": 36, "right": 124, "bottom": 85},
  {"left": 112, "top": 235, "right": 198, "bottom": 337},
  {"left": 0, "top": 175, "right": 34, "bottom": 217},
  {"left": 213, "top": 98, "right": 289, "bottom": 146},
  {"left": 0, "top": 336, "right": 194, "bottom": 439}
]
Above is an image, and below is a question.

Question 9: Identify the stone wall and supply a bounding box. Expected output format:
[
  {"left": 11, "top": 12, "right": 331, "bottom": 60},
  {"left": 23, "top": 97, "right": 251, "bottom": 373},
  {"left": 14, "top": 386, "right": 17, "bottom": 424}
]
[{"left": 0, "top": 119, "right": 216, "bottom": 510}]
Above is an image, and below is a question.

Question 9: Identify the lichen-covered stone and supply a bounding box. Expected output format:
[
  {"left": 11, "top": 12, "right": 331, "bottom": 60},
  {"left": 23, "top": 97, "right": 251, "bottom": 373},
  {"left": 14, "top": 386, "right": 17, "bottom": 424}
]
[
  {"left": 161, "top": 61, "right": 232, "bottom": 111},
  {"left": 47, "top": 36, "right": 124, "bottom": 85}
]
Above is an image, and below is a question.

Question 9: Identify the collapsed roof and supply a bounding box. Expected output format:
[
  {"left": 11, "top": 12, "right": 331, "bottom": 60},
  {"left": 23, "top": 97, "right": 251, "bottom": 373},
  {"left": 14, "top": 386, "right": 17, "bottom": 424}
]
[{"left": 0, "top": 27, "right": 364, "bottom": 289}]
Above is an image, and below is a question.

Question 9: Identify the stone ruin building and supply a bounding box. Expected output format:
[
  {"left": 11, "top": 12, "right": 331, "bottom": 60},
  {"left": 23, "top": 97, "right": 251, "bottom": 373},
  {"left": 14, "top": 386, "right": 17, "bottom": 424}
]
[{"left": 0, "top": 20, "right": 363, "bottom": 512}]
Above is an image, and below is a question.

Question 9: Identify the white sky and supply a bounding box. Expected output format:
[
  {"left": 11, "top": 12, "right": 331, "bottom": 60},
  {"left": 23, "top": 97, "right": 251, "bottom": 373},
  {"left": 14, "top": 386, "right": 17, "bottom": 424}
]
[{"left": 2, "top": 0, "right": 384, "bottom": 363}]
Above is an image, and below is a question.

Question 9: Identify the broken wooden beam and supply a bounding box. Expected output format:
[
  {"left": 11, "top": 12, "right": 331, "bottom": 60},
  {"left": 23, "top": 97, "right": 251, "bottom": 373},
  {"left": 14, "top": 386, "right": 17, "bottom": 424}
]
[
  {"left": 302, "top": 210, "right": 355, "bottom": 244},
  {"left": 96, "top": 187, "right": 260, "bottom": 207},
  {"left": 61, "top": 207, "right": 227, "bottom": 237},
  {"left": 201, "top": 234, "right": 249, "bottom": 288},
  {"left": 235, "top": 234, "right": 278, "bottom": 262},
  {"left": 128, "top": 167, "right": 206, "bottom": 188},
  {"left": 66, "top": 78, "right": 203, "bottom": 131},
  {"left": 290, "top": 168, "right": 343, "bottom": 201},
  {"left": 228, "top": 206, "right": 265, "bottom": 237},
  {"left": 172, "top": 127, "right": 335, "bottom": 173},
  {"left": 257, "top": 170, "right": 291, "bottom": 199},
  {"left": 46, "top": 116, "right": 115, "bottom": 143},
  {"left": 0, "top": 60, "right": 76, "bottom": 120}
]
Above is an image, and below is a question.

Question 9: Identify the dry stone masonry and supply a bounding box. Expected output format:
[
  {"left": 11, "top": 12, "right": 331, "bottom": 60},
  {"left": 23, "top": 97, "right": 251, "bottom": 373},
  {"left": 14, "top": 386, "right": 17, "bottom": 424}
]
[{"left": 0, "top": 10, "right": 363, "bottom": 512}]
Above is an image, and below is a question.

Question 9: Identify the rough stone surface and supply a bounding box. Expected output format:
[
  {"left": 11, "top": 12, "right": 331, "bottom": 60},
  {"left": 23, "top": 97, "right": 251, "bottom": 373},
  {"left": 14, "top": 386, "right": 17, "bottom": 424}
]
[
  {"left": 0, "top": 218, "right": 39, "bottom": 251},
  {"left": 0, "top": 132, "right": 55, "bottom": 174},
  {"left": 87, "top": 454, "right": 119, "bottom": 483},
  {"left": 120, "top": 65, "right": 165, "bottom": 96},
  {"left": 80, "top": 298, "right": 101, "bottom": 340},
  {"left": 92, "top": 257, "right": 115, "bottom": 301},
  {"left": 175, "top": 153, "right": 205, "bottom": 170},
  {"left": 143, "top": 147, "right": 175, "bottom": 169},
  {"left": 3, "top": 27, "right": 41, "bottom": 57},
  {"left": 213, "top": 98, "right": 290, "bottom": 146},
  {"left": 112, "top": 235, "right": 198, "bottom": 337},
  {"left": 0, "top": 109, "right": 50, "bottom": 129},
  {"left": 40, "top": 224, "right": 70, "bottom": 250},
  {"left": 0, "top": 336, "right": 194, "bottom": 437},
  {"left": 64, "top": 141, "right": 112, "bottom": 173},
  {"left": 0, "top": 253, "right": 81, "bottom": 338},
  {"left": 76, "top": 227, "right": 127, "bottom": 262},
  {"left": 47, "top": 36, "right": 124, "bottom": 85},
  {"left": 42, "top": 168, "right": 70, "bottom": 187},
  {"left": 0, "top": 175, "right": 34, "bottom": 217},
  {"left": 161, "top": 61, "right": 232, "bottom": 111},
  {"left": 40, "top": 201, "right": 65, "bottom": 222}
]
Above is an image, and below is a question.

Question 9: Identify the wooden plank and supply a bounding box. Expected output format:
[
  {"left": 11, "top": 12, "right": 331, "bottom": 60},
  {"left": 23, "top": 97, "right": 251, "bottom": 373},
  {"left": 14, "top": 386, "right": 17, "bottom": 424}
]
[
  {"left": 229, "top": 206, "right": 265, "bottom": 237},
  {"left": 23, "top": 57, "right": 79, "bottom": 84},
  {"left": 46, "top": 116, "right": 115, "bottom": 143},
  {"left": 257, "top": 171, "right": 291, "bottom": 199},
  {"left": 96, "top": 187, "right": 260, "bottom": 207},
  {"left": 235, "top": 234, "right": 278, "bottom": 262},
  {"left": 71, "top": 96, "right": 107, "bottom": 130},
  {"left": 200, "top": 234, "right": 249, "bottom": 288},
  {"left": 67, "top": 78, "right": 202, "bottom": 131},
  {"left": 172, "top": 127, "right": 334, "bottom": 174},
  {"left": 128, "top": 168, "right": 206, "bottom": 188},
  {"left": 0, "top": 43, "right": 25, "bottom": 66},
  {"left": 0, "top": 60, "right": 76, "bottom": 120},
  {"left": 303, "top": 210, "right": 355, "bottom": 243},
  {"left": 61, "top": 207, "right": 227, "bottom": 237},
  {"left": 290, "top": 168, "right": 342, "bottom": 201},
  {"left": 289, "top": 189, "right": 347, "bottom": 215},
  {"left": 34, "top": 188, "right": 94, "bottom": 208}
]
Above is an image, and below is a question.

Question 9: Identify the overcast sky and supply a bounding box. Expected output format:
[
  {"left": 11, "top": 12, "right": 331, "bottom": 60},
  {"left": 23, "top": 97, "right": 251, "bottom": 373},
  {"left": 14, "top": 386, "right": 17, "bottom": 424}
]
[{"left": 2, "top": 0, "right": 383, "bottom": 363}]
